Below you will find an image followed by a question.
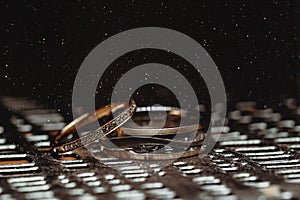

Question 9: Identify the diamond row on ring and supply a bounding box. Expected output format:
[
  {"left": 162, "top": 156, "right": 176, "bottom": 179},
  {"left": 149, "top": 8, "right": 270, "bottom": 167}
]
[{"left": 56, "top": 103, "right": 137, "bottom": 153}]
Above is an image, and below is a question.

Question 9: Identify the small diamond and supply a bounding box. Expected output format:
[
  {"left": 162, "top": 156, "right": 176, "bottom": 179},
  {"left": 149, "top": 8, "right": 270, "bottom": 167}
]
[
  {"left": 86, "top": 137, "right": 90, "bottom": 142},
  {"left": 95, "top": 131, "right": 101, "bottom": 137},
  {"left": 81, "top": 138, "right": 87, "bottom": 143},
  {"left": 87, "top": 136, "right": 92, "bottom": 142}
]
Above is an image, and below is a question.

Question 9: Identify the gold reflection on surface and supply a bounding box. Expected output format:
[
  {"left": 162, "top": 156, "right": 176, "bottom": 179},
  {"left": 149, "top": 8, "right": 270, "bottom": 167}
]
[{"left": 0, "top": 160, "right": 29, "bottom": 165}]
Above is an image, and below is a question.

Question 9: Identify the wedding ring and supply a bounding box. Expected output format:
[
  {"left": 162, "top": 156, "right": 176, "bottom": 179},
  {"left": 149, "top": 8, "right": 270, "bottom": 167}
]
[
  {"left": 117, "top": 105, "right": 203, "bottom": 136},
  {"left": 52, "top": 99, "right": 137, "bottom": 153}
]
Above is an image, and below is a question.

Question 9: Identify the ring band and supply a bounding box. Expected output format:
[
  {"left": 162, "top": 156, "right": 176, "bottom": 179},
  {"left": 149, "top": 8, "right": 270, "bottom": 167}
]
[
  {"left": 54, "top": 103, "right": 126, "bottom": 144},
  {"left": 52, "top": 100, "right": 137, "bottom": 153},
  {"left": 117, "top": 105, "right": 203, "bottom": 136}
]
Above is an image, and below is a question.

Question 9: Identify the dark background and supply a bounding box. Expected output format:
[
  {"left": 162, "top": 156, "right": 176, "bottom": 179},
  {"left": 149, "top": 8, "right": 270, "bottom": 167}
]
[{"left": 1, "top": 0, "right": 300, "bottom": 117}]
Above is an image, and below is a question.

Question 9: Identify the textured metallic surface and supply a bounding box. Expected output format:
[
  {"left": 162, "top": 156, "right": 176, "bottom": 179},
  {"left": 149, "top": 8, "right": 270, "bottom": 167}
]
[{"left": 1, "top": 97, "right": 300, "bottom": 199}]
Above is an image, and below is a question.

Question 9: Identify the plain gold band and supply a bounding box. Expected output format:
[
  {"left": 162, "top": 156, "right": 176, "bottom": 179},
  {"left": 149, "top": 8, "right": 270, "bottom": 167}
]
[{"left": 117, "top": 105, "right": 202, "bottom": 136}]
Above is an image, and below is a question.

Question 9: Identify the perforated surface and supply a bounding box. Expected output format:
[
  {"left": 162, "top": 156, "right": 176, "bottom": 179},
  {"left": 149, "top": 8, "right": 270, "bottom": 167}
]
[{"left": 1, "top": 97, "right": 300, "bottom": 200}]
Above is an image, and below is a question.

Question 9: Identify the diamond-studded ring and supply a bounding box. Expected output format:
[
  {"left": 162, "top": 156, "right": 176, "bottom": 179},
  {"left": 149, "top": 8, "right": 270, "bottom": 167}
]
[{"left": 52, "top": 99, "right": 137, "bottom": 153}]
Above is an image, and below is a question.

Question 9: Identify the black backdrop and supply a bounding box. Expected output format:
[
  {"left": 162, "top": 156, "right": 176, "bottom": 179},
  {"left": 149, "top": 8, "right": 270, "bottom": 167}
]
[{"left": 1, "top": 0, "right": 300, "bottom": 118}]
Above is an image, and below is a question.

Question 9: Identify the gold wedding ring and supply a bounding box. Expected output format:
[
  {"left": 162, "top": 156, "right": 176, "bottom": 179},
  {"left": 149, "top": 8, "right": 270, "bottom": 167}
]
[
  {"left": 52, "top": 102, "right": 205, "bottom": 160},
  {"left": 117, "top": 105, "right": 203, "bottom": 136}
]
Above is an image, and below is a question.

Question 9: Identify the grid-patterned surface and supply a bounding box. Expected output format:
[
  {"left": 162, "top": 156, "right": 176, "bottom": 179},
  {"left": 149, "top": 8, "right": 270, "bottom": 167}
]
[{"left": 1, "top": 97, "right": 300, "bottom": 200}]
